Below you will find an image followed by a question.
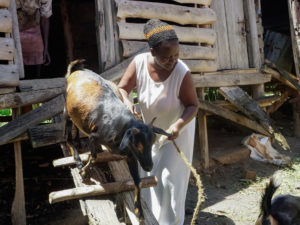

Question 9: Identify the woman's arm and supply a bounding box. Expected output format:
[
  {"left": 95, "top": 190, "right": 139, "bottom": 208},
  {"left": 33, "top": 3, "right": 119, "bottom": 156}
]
[
  {"left": 169, "top": 71, "right": 198, "bottom": 139},
  {"left": 118, "top": 60, "right": 138, "bottom": 115}
]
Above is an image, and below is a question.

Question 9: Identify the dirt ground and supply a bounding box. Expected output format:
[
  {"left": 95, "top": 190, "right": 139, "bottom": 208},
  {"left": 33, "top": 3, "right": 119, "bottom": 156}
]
[{"left": 0, "top": 111, "right": 299, "bottom": 225}]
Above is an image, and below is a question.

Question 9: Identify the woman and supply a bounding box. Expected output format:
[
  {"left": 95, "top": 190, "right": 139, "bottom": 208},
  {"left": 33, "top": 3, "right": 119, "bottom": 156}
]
[{"left": 118, "top": 19, "right": 198, "bottom": 225}]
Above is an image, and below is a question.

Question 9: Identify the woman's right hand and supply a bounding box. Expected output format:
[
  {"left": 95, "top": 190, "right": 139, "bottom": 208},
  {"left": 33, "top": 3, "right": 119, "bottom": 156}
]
[{"left": 124, "top": 98, "right": 138, "bottom": 115}]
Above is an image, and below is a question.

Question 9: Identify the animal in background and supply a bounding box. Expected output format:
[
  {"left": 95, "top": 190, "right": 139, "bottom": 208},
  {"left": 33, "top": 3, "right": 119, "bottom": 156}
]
[
  {"left": 63, "top": 59, "right": 171, "bottom": 221},
  {"left": 255, "top": 177, "right": 300, "bottom": 225}
]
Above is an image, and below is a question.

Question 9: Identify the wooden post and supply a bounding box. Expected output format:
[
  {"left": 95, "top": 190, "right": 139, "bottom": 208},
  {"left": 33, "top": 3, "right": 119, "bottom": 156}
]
[
  {"left": 287, "top": 0, "right": 300, "bottom": 137},
  {"left": 11, "top": 108, "right": 26, "bottom": 225}
]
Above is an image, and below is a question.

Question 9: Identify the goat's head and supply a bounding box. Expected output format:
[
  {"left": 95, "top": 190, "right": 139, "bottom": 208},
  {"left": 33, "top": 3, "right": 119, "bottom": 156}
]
[{"left": 119, "top": 118, "right": 171, "bottom": 172}]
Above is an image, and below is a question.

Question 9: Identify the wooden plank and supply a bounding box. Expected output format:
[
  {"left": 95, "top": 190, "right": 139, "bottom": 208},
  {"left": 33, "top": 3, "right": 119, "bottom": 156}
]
[
  {"left": 53, "top": 151, "right": 126, "bottom": 167},
  {"left": 192, "top": 72, "right": 271, "bottom": 87},
  {"left": 198, "top": 99, "right": 269, "bottom": 136},
  {"left": 11, "top": 109, "right": 26, "bottom": 225},
  {"left": 9, "top": 0, "right": 24, "bottom": 78},
  {"left": 224, "top": 0, "right": 249, "bottom": 69},
  {"left": 0, "top": 64, "right": 19, "bottom": 87},
  {"left": 118, "top": 22, "right": 216, "bottom": 45},
  {"left": 0, "top": 9, "right": 12, "bottom": 32},
  {"left": 95, "top": 0, "right": 106, "bottom": 72},
  {"left": 101, "top": 46, "right": 148, "bottom": 81},
  {"left": 219, "top": 87, "right": 290, "bottom": 150},
  {"left": 0, "top": 94, "right": 65, "bottom": 145},
  {"left": 185, "top": 59, "right": 217, "bottom": 73},
  {"left": 210, "top": 0, "right": 231, "bottom": 69},
  {"left": 0, "top": 87, "right": 64, "bottom": 110},
  {"left": 19, "top": 78, "right": 66, "bottom": 91},
  {"left": 0, "top": 37, "right": 14, "bottom": 60},
  {"left": 108, "top": 160, "right": 159, "bottom": 225},
  {"left": 0, "top": 0, "right": 10, "bottom": 8},
  {"left": 49, "top": 176, "right": 157, "bottom": 204},
  {"left": 204, "top": 68, "right": 258, "bottom": 75},
  {"left": 70, "top": 168, "right": 124, "bottom": 225},
  {"left": 116, "top": 0, "right": 216, "bottom": 25},
  {"left": 121, "top": 40, "right": 217, "bottom": 60},
  {"left": 0, "top": 87, "right": 15, "bottom": 94},
  {"left": 172, "top": 0, "right": 211, "bottom": 5},
  {"left": 266, "top": 90, "right": 290, "bottom": 115},
  {"left": 197, "top": 88, "right": 209, "bottom": 168}
]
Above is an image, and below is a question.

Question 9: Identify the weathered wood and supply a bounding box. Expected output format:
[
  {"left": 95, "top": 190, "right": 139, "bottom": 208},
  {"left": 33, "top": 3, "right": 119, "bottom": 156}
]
[
  {"left": 224, "top": 0, "right": 249, "bottom": 69},
  {"left": 95, "top": 0, "right": 106, "bottom": 72},
  {"left": 0, "top": 87, "right": 15, "bottom": 94},
  {"left": 0, "top": 0, "right": 10, "bottom": 8},
  {"left": 53, "top": 152, "right": 126, "bottom": 167},
  {"left": 219, "top": 87, "right": 290, "bottom": 150},
  {"left": 118, "top": 22, "right": 216, "bottom": 45},
  {"left": 19, "top": 78, "right": 66, "bottom": 91},
  {"left": 70, "top": 168, "right": 124, "bottom": 225},
  {"left": 255, "top": 95, "right": 282, "bottom": 107},
  {"left": 121, "top": 40, "right": 217, "bottom": 60},
  {"left": 49, "top": 176, "right": 157, "bottom": 204},
  {"left": 265, "top": 60, "right": 300, "bottom": 91},
  {"left": 0, "top": 94, "right": 65, "bottom": 145},
  {"left": 0, "top": 9, "right": 12, "bottom": 32},
  {"left": 266, "top": 90, "right": 290, "bottom": 115},
  {"left": 0, "top": 64, "right": 19, "bottom": 87},
  {"left": 184, "top": 59, "right": 217, "bottom": 73},
  {"left": 243, "top": 0, "right": 261, "bottom": 69},
  {"left": 192, "top": 72, "right": 271, "bottom": 87},
  {"left": 108, "top": 160, "right": 159, "bottom": 225},
  {"left": 205, "top": 68, "right": 258, "bottom": 75},
  {"left": 116, "top": 0, "right": 216, "bottom": 25},
  {"left": 171, "top": 0, "right": 212, "bottom": 5},
  {"left": 101, "top": 46, "right": 148, "bottom": 81},
  {"left": 0, "top": 37, "right": 14, "bottom": 60},
  {"left": 211, "top": 0, "right": 231, "bottom": 69},
  {"left": 0, "top": 87, "right": 64, "bottom": 110},
  {"left": 9, "top": 0, "right": 24, "bottom": 78},
  {"left": 11, "top": 140, "right": 26, "bottom": 225},
  {"left": 197, "top": 88, "right": 209, "bottom": 168},
  {"left": 198, "top": 99, "right": 270, "bottom": 136}
]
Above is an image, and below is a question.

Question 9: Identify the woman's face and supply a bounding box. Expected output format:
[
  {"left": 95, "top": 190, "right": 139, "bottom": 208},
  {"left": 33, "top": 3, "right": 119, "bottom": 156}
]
[{"left": 152, "top": 39, "right": 179, "bottom": 71}]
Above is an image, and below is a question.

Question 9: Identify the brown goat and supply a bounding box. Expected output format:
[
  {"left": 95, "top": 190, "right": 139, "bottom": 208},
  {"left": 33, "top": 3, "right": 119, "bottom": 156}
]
[
  {"left": 63, "top": 59, "right": 171, "bottom": 221},
  {"left": 255, "top": 178, "right": 300, "bottom": 225}
]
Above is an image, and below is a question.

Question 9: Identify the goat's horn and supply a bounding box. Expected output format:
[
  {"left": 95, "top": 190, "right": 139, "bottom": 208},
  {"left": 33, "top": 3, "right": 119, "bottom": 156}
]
[{"left": 148, "top": 117, "right": 157, "bottom": 128}]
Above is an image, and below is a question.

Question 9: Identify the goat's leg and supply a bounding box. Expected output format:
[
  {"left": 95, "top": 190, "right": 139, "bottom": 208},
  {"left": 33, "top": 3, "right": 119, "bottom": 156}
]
[
  {"left": 127, "top": 156, "right": 144, "bottom": 223},
  {"left": 74, "top": 126, "right": 82, "bottom": 150},
  {"left": 64, "top": 113, "right": 84, "bottom": 171},
  {"left": 80, "top": 134, "right": 101, "bottom": 179}
]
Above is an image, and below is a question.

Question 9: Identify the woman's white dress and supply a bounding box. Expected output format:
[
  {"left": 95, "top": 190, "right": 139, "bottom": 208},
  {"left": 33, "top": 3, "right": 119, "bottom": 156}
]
[{"left": 135, "top": 53, "right": 196, "bottom": 225}]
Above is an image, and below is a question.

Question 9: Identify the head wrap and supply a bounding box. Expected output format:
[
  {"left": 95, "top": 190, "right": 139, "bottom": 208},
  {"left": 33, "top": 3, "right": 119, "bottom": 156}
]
[{"left": 144, "top": 19, "right": 178, "bottom": 48}]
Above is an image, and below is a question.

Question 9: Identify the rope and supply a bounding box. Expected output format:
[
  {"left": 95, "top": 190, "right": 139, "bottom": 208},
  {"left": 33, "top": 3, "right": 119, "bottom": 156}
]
[{"left": 171, "top": 140, "right": 205, "bottom": 225}]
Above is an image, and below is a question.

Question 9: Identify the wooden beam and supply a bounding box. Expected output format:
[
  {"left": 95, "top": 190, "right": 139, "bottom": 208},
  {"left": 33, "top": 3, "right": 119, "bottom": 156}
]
[
  {"left": 101, "top": 46, "right": 148, "bottom": 81},
  {"left": 171, "top": 0, "right": 212, "bottom": 6},
  {"left": 198, "top": 99, "right": 270, "bottom": 136},
  {"left": 219, "top": 87, "right": 290, "bottom": 150},
  {"left": 118, "top": 22, "right": 216, "bottom": 45},
  {"left": 266, "top": 90, "right": 290, "bottom": 115},
  {"left": 0, "top": 94, "right": 65, "bottom": 145},
  {"left": 192, "top": 72, "right": 271, "bottom": 87},
  {"left": 184, "top": 59, "right": 217, "bottom": 73},
  {"left": 53, "top": 152, "right": 126, "bottom": 167},
  {"left": 0, "top": 9, "right": 12, "bottom": 32},
  {"left": 0, "top": 37, "right": 14, "bottom": 60},
  {"left": 0, "top": 65, "right": 19, "bottom": 87},
  {"left": 121, "top": 40, "right": 217, "bottom": 60},
  {"left": 116, "top": 0, "right": 216, "bottom": 25},
  {"left": 49, "top": 176, "right": 157, "bottom": 204},
  {"left": 0, "top": 87, "right": 15, "bottom": 94},
  {"left": 0, "top": 0, "right": 10, "bottom": 8},
  {"left": 0, "top": 87, "right": 64, "bottom": 110},
  {"left": 108, "top": 160, "right": 159, "bottom": 225},
  {"left": 19, "top": 78, "right": 66, "bottom": 91},
  {"left": 9, "top": 0, "right": 24, "bottom": 78}
]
